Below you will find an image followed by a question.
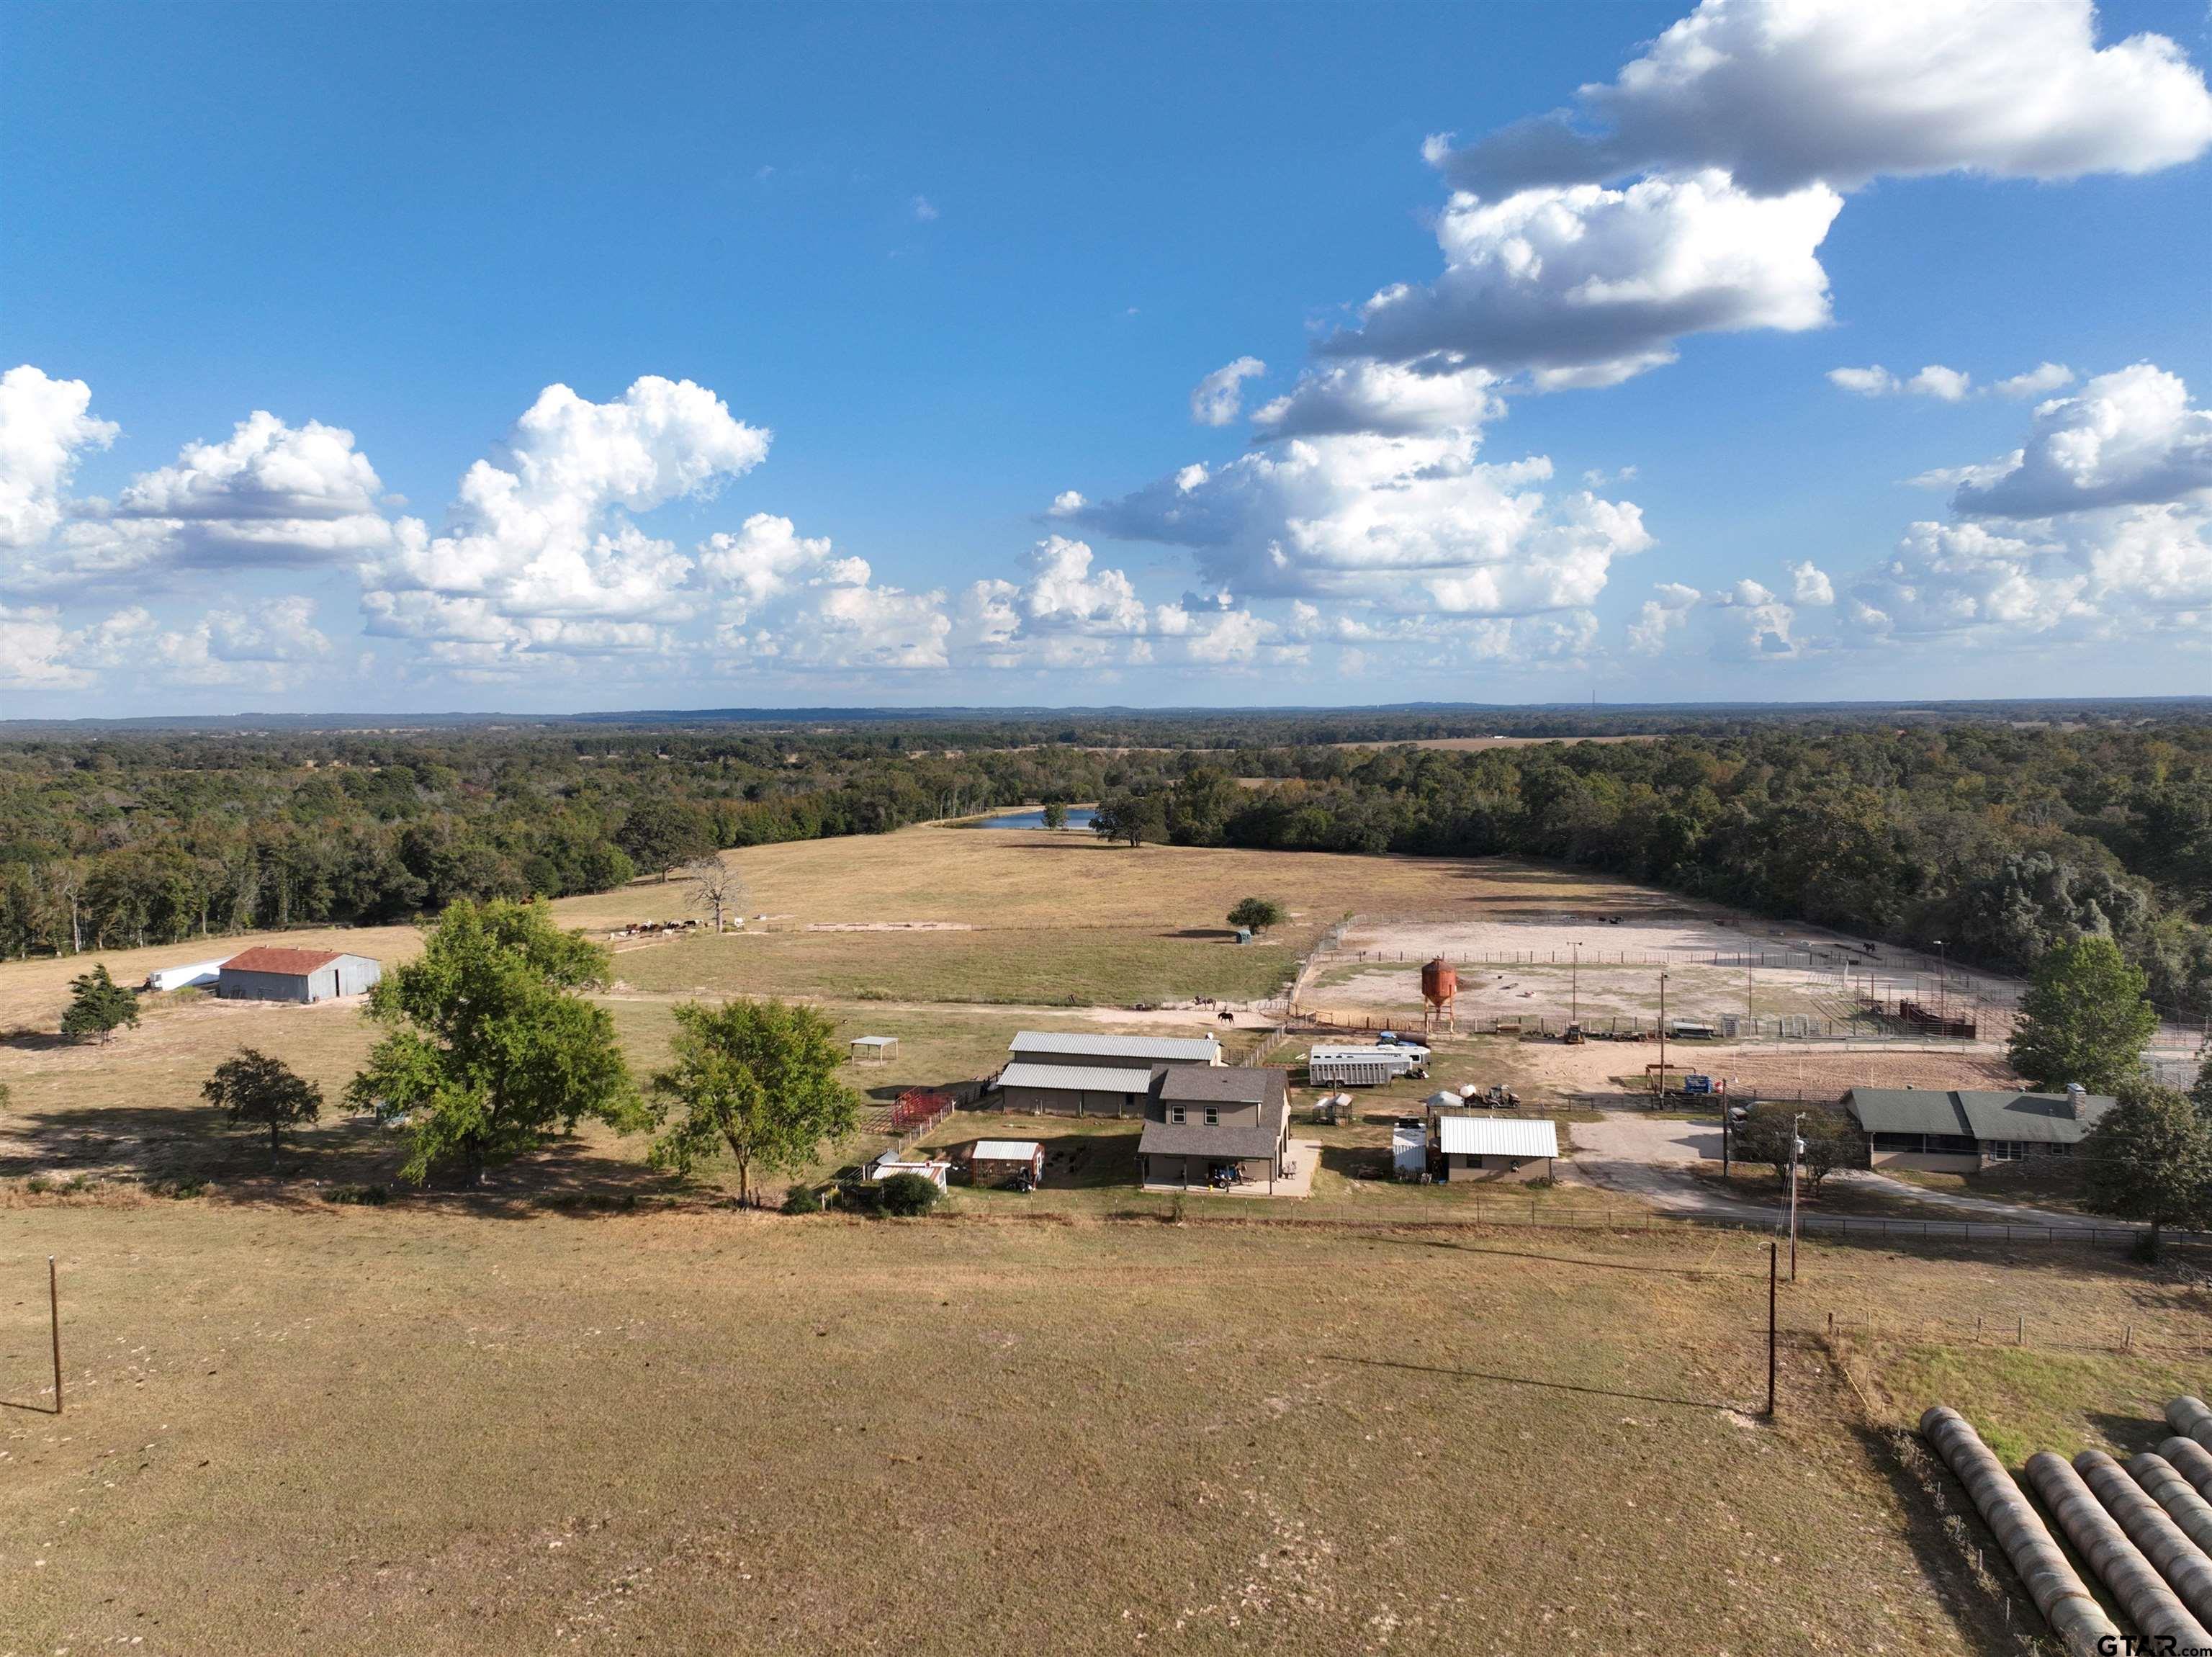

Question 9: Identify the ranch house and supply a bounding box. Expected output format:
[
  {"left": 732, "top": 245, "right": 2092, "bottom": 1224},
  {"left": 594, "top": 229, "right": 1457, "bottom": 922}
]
[
  {"left": 1845, "top": 1085, "right": 2115, "bottom": 1172},
  {"left": 1136, "top": 1066, "right": 1291, "bottom": 1193}
]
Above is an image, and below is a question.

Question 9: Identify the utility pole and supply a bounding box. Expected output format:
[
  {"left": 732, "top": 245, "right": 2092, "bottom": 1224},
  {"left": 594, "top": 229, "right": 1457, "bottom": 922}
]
[
  {"left": 48, "top": 1255, "right": 61, "bottom": 1415},
  {"left": 1746, "top": 953, "right": 1754, "bottom": 1029},
  {"left": 1933, "top": 937, "right": 1948, "bottom": 1024},
  {"left": 1657, "top": 969, "right": 1668, "bottom": 1103},
  {"left": 1787, "top": 1112, "right": 1805, "bottom": 1283},
  {"left": 1766, "top": 1241, "right": 1779, "bottom": 1418},
  {"left": 1570, "top": 940, "right": 1580, "bottom": 1028}
]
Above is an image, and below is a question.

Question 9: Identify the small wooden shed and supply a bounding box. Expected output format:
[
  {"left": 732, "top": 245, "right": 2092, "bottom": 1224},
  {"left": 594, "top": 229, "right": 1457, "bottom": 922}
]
[{"left": 965, "top": 1139, "right": 1046, "bottom": 1190}]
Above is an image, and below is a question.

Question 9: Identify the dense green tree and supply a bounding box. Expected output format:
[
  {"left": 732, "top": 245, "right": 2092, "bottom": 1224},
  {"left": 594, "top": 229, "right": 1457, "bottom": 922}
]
[
  {"left": 1228, "top": 897, "right": 1287, "bottom": 933},
  {"left": 1040, "top": 801, "right": 1068, "bottom": 830},
  {"left": 618, "top": 798, "right": 716, "bottom": 881},
  {"left": 2008, "top": 936, "right": 2159, "bottom": 1093},
  {"left": 647, "top": 997, "right": 858, "bottom": 1205},
  {"left": 1093, "top": 789, "right": 1169, "bottom": 849},
  {"left": 877, "top": 1170, "right": 942, "bottom": 1217},
  {"left": 2080, "top": 1082, "right": 2212, "bottom": 1257},
  {"left": 202, "top": 1048, "right": 323, "bottom": 1172},
  {"left": 1732, "top": 1103, "right": 1861, "bottom": 1194},
  {"left": 348, "top": 899, "right": 639, "bottom": 1185},
  {"left": 60, "top": 962, "right": 139, "bottom": 1042}
]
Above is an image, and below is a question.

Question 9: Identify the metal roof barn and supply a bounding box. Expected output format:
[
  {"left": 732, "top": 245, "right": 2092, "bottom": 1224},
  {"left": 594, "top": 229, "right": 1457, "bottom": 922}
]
[
  {"left": 1437, "top": 1117, "right": 1560, "bottom": 1159},
  {"left": 1009, "top": 1030, "right": 1220, "bottom": 1064},
  {"left": 217, "top": 948, "right": 382, "bottom": 1004},
  {"left": 997, "top": 1062, "right": 1155, "bottom": 1095}
]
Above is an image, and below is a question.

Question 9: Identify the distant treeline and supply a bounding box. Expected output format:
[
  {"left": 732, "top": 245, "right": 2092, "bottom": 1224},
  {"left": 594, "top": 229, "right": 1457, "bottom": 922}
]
[
  {"left": 0, "top": 728, "right": 1121, "bottom": 957},
  {"left": 3, "top": 713, "right": 2209, "bottom": 1020}
]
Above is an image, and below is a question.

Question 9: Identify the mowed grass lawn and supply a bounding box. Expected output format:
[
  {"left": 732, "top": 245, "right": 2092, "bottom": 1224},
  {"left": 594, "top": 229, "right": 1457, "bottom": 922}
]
[{"left": 3, "top": 1200, "right": 1990, "bottom": 1656}]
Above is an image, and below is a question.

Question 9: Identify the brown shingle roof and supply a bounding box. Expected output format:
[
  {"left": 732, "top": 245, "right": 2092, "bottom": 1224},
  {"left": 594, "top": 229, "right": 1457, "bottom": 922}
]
[{"left": 222, "top": 946, "right": 343, "bottom": 976}]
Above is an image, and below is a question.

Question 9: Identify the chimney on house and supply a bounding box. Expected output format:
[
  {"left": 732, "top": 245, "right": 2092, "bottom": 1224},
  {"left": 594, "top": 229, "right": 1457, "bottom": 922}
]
[{"left": 2065, "top": 1083, "right": 2087, "bottom": 1120}]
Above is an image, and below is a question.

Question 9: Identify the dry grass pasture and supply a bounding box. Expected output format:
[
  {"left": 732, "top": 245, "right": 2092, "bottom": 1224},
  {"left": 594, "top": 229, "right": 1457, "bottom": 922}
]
[
  {"left": 0, "top": 1195, "right": 2116, "bottom": 1657},
  {"left": 0, "top": 820, "right": 2197, "bottom": 1653}
]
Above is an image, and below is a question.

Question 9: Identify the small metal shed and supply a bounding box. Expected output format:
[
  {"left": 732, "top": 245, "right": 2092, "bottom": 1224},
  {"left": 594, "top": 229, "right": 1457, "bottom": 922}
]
[
  {"left": 1435, "top": 1115, "right": 1559, "bottom": 1182},
  {"left": 1391, "top": 1121, "right": 1429, "bottom": 1180}
]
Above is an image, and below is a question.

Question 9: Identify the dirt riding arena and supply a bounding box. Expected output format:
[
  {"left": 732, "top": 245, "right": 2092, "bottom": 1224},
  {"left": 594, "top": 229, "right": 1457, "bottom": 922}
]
[{"left": 1303, "top": 898, "right": 2020, "bottom": 1039}]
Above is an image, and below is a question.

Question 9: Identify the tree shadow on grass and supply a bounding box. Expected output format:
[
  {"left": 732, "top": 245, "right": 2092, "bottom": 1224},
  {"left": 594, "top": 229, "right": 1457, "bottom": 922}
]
[
  {"left": 1318, "top": 1141, "right": 1392, "bottom": 1181},
  {"left": 1, "top": 1028, "right": 73, "bottom": 1052},
  {"left": 1033, "top": 1129, "right": 1141, "bottom": 1189},
  {"left": 1322, "top": 1352, "right": 1739, "bottom": 1415},
  {"left": 1, "top": 1100, "right": 680, "bottom": 1219},
  {"left": 0, "top": 1101, "right": 398, "bottom": 1182}
]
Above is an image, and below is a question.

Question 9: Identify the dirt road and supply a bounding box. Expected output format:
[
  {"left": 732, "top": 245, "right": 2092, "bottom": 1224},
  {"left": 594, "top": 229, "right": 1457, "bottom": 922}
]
[{"left": 1568, "top": 1110, "right": 2131, "bottom": 1237}]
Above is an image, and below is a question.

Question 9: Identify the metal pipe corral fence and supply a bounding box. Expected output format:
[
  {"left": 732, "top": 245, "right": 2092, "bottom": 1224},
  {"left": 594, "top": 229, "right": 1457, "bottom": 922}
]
[
  {"left": 1918, "top": 1408, "right": 2118, "bottom": 1656},
  {"left": 2026, "top": 1450, "right": 2212, "bottom": 1653}
]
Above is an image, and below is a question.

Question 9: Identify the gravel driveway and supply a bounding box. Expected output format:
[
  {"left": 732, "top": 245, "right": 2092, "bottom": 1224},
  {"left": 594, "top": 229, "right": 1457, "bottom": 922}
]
[{"left": 1568, "top": 1110, "right": 2131, "bottom": 1238}]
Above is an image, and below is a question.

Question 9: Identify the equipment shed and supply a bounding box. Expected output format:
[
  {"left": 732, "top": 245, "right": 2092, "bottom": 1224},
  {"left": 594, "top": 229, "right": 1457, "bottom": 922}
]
[
  {"left": 217, "top": 947, "right": 382, "bottom": 1004},
  {"left": 1434, "top": 1115, "right": 1558, "bottom": 1182},
  {"left": 994, "top": 1061, "right": 1155, "bottom": 1118}
]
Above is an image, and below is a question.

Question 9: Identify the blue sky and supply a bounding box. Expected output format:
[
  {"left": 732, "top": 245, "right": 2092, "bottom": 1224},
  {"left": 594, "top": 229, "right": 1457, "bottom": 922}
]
[{"left": 4, "top": 0, "right": 2210, "bottom": 714}]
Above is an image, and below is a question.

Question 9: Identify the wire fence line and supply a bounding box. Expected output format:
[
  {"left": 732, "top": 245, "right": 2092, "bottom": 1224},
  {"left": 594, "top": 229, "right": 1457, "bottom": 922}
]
[
  {"left": 1813, "top": 1307, "right": 2211, "bottom": 1359},
  {"left": 1192, "top": 1192, "right": 2179, "bottom": 1249}
]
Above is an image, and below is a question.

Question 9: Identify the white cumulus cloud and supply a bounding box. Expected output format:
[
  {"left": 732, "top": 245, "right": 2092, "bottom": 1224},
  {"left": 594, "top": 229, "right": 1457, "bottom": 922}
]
[
  {"left": 1190, "top": 357, "right": 1267, "bottom": 427},
  {"left": 363, "top": 375, "right": 770, "bottom": 660},
  {"left": 1430, "top": 0, "right": 2212, "bottom": 197},
  {"left": 1063, "top": 429, "right": 1650, "bottom": 616},
  {"left": 1951, "top": 364, "right": 2212, "bottom": 519},
  {"left": 0, "top": 365, "right": 117, "bottom": 552},
  {"left": 1325, "top": 170, "right": 1841, "bottom": 390}
]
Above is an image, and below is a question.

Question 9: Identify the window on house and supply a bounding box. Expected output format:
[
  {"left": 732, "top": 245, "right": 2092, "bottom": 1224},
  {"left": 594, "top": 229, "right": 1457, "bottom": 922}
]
[
  {"left": 1169, "top": 1106, "right": 1186, "bottom": 1124},
  {"left": 1204, "top": 1107, "right": 1220, "bottom": 1126}
]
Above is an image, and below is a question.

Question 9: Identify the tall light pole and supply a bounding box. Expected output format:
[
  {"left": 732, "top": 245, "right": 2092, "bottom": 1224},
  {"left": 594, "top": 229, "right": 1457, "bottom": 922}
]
[
  {"left": 1657, "top": 969, "right": 1669, "bottom": 1102},
  {"left": 1787, "top": 1111, "right": 1806, "bottom": 1283},
  {"left": 1570, "top": 940, "right": 1581, "bottom": 1028}
]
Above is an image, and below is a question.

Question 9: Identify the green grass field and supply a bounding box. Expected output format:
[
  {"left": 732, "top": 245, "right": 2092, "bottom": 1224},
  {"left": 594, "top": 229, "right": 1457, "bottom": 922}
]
[{"left": 2, "top": 1196, "right": 2056, "bottom": 1656}]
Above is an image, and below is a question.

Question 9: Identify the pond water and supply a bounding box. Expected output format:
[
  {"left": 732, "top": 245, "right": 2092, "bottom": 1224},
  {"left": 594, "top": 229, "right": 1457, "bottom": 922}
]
[{"left": 969, "top": 806, "right": 1097, "bottom": 830}]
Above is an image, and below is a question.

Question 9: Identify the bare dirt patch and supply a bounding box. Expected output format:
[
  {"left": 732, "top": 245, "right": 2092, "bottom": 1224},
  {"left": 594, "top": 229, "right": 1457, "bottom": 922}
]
[{"left": 1312, "top": 887, "right": 2019, "bottom": 1036}]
